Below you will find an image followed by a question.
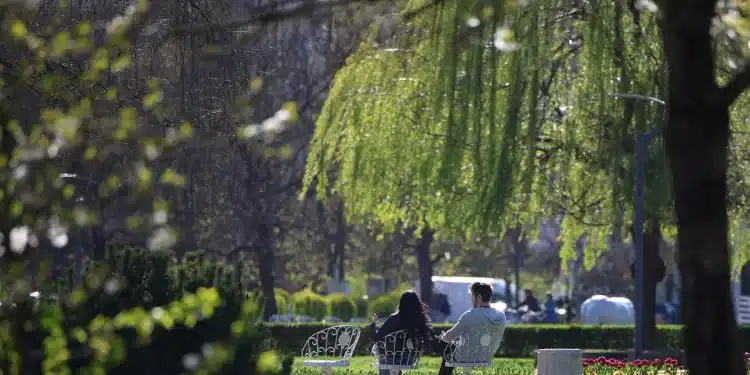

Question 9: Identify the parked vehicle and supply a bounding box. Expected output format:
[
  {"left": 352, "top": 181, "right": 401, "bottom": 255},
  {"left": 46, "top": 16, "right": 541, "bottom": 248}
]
[{"left": 415, "top": 276, "right": 517, "bottom": 323}]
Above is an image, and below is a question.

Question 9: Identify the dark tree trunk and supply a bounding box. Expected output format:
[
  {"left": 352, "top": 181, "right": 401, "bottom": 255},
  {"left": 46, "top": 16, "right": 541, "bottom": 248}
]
[
  {"left": 629, "top": 221, "right": 663, "bottom": 350},
  {"left": 661, "top": 1, "right": 743, "bottom": 374},
  {"left": 256, "top": 221, "right": 277, "bottom": 320},
  {"left": 642, "top": 221, "right": 661, "bottom": 351},
  {"left": 334, "top": 199, "right": 346, "bottom": 281},
  {"left": 415, "top": 227, "right": 436, "bottom": 306},
  {"left": 322, "top": 199, "right": 348, "bottom": 282}
]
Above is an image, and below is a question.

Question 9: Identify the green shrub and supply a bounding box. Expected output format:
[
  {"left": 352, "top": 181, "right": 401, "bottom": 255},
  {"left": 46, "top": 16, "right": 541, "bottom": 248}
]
[
  {"left": 276, "top": 288, "right": 291, "bottom": 305},
  {"left": 354, "top": 297, "right": 368, "bottom": 317},
  {"left": 291, "top": 289, "right": 327, "bottom": 320},
  {"left": 249, "top": 289, "right": 290, "bottom": 315},
  {"left": 327, "top": 294, "right": 358, "bottom": 321},
  {"left": 367, "top": 293, "right": 399, "bottom": 317}
]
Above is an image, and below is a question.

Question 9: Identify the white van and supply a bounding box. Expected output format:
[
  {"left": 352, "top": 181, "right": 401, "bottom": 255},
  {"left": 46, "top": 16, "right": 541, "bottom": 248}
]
[{"left": 416, "top": 276, "right": 518, "bottom": 323}]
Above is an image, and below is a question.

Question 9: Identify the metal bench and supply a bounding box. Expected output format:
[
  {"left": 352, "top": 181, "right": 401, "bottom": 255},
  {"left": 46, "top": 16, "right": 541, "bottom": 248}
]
[
  {"left": 443, "top": 326, "right": 505, "bottom": 375},
  {"left": 301, "top": 325, "right": 361, "bottom": 375},
  {"left": 372, "top": 330, "right": 424, "bottom": 375},
  {"left": 736, "top": 295, "right": 750, "bottom": 325}
]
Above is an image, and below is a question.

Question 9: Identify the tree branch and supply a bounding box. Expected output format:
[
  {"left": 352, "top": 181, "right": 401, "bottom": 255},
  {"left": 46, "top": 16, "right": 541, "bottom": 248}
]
[
  {"left": 722, "top": 63, "right": 750, "bottom": 106},
  {"left": 164, "top": 0, "right": 384, "bottom": 41}
]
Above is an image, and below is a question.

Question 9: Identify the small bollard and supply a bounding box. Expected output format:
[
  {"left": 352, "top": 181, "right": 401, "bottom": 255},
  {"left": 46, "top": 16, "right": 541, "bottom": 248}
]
[{"left": 536, "top": 349, "right": 583, "bottom": 375}]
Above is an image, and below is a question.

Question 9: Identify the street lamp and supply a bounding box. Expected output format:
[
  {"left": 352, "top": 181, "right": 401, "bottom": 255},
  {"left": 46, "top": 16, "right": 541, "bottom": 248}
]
[{"left": 611, "top": 93, "right": 666, "bottom": 359}]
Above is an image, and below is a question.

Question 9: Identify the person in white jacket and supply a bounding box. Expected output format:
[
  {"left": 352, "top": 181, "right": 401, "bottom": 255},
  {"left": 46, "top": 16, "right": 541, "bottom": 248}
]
[{"left": 434, "top": 282, "right": 507, "bottom": 375}]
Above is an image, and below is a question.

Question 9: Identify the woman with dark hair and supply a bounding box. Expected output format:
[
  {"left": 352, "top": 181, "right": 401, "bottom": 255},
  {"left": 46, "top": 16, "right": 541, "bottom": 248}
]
[{"left": 370, "top": 290, "right": 434, "bottom": 375}]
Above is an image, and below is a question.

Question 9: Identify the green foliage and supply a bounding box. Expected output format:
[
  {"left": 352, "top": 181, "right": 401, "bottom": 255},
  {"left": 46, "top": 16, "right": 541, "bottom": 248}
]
[
  {"left": 296, "top": 0, "right": 750, "bottom": 273},
  {"left": 276, "top": 288, "right": 292, "bottom": 304},
  {"left": 0, "top": 0, "right": 298, "bottom": 264},
  {"left": 353, "top": 297, "right": 369, "bottom": 318},
  {"left": 249, "top": 289, "right": 291, "bottom": 316},
  {"left": 0, "top": 247, "right": 295, "bottom": 375},
  {"left": 291, "top": 289, "right": 328, "bottom": 320},
  {"left": 367, "top": 293, "right": 399, "bottom": 317},
  {"left": 327, "top": 294, "right": 358, "bottom": 321},
  {"left": 0, "top": 0, "right": 194, "bottom": 258}
]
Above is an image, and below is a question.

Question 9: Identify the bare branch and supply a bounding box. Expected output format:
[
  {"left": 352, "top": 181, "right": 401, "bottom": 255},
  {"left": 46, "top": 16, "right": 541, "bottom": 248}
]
[{"left": 164, "top": 0, "right": 383, "bottom": 41}]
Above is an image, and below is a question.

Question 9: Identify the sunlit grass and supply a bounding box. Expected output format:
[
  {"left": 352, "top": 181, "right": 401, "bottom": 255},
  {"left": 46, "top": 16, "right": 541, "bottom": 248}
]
[{"left": 293, "top": 356, "right": 535, "bottom": 375}]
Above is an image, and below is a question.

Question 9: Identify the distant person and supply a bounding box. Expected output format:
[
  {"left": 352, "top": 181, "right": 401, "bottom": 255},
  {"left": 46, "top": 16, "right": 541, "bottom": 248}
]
[
  {"left": 515, "top": 288, "right": 541, "bottom": 312},
  {"left": 434, "top": 282, "right": 506, "bottom": 375},
  {"left": 429, "top": 291, "right": 451, "bottom": 323},
  {"left": 562, "top": 297, "right": 576, "bottom": 323},
  {"left": 437, "top": 292, "right": 451, "bottom": 322},
  {"left": 543, "top": 292, "right": 558, "bottom": 323},
  {"left": 370, "top": 290, "right": 433, "bottom": 375}
]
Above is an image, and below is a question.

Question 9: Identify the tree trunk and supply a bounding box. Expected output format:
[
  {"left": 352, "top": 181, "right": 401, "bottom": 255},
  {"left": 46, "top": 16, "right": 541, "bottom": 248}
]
[
  {"left": 256, "top": 221, "right": 277, "bottom": 320},
  {"left": 642, "top": 221, "right": 661, "bottom": 351},
  {"left": 415, "top": 227, "right": 436, "bottom": 306},
  {"left": 630, "top": 221, "right": 663, "bottom": 350},
  {"left": 334, "top": 199, "right": 346, "bottom": 281},
  {"left": 509, "top": 227, "right": 524, "bottom": 305},
  {"left": 661, "top": 1, "right": 743, "bottom": 374}
]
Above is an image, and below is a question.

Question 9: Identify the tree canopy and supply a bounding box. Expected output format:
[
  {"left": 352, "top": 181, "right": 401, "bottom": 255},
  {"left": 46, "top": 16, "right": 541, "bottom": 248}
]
[{"left": 303, "top": 0, "right": 750, "bottom": 269}]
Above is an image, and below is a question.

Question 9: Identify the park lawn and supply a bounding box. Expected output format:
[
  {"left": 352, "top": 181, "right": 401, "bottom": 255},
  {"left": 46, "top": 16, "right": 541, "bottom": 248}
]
[{"left": 293, "top": 356, "right": 535, "bottom": 375}]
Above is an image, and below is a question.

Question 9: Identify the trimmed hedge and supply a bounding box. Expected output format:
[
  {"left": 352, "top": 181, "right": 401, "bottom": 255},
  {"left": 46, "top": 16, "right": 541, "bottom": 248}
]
[
  {"left": 367, "top": 293, "right": 399, "bottom": 317},
  {"left": 291, "top": 289, "right": 328, "bottom": 320},
  {"left": 327, "top": 294, "right": 358, "bottom": 321},
  {"left": 263, "top": 323, "right": 750, "bottom": 357}
]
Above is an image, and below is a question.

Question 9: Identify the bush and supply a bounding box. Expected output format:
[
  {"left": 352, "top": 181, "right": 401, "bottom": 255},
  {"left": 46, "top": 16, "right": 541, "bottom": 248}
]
[
  {"left": 250, "top": 289, "right": 291, "bottom": 315},
  {"left": 291, "top": 289, "right": 328, "bottom": 320},
  {"left": 354, "top": 297, "right": 368, "bottom": 317},
  {"left": 19, "top": 247, "right": 298, "bottom": 375},
  {"left": 276, "top": 288, "right": 291, "bottom": 306},
  {"left": 327, "top": 294, "right": 358, "bottom": 321},
  {"left": 367, "top": 293, "right": 399, "bottom": 317}
]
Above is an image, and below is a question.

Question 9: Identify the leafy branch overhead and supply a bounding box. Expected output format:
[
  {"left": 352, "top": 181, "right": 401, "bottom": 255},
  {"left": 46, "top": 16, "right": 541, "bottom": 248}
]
[{"left": 0, "top": 0, "right": 302, "bottom": 261}]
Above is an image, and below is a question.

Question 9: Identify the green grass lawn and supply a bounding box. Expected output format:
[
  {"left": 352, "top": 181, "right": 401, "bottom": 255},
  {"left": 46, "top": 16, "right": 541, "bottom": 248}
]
[{"left": 293, "top": 356, "right": 535, "bottom": 375}]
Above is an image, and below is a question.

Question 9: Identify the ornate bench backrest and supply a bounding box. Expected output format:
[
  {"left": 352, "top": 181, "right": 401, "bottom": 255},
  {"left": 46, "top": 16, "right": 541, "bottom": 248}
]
[
  {"left": 444, "top": 325, "right": 505, "bottom": 365},
  {"left": 372, "top": 329, "right": 424, "bottom": 368},
  {"left": 301, "top": 325, "right": 361, "bottom": 361}
]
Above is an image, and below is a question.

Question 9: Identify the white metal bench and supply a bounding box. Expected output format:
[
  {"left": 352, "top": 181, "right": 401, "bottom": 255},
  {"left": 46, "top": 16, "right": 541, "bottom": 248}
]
[
  {"left": 301, "top": 325, "right": 361, "bottom": 375},
  {"left": 372, "top": 329, "right": 425, "bottom": 375},
  {"left": 736, "top": 295, "right": 750, "bottom": 325},
  {"left": 443, "top": 326, "right": 505, "bottom": 375}
]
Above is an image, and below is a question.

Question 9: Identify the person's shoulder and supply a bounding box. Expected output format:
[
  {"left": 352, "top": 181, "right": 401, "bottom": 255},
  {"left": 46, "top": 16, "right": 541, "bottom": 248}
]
[{"left": 460, "top": 308, "right": 478, "bottom": 317}]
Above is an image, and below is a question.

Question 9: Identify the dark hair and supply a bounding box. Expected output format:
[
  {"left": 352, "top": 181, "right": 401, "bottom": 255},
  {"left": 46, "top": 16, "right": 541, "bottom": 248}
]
[
  {"left": 397, "top": 290, "right": 430, "bottom": 339},
  {"left": 469, "top": 282, "right": 493, "bottom": 302}
]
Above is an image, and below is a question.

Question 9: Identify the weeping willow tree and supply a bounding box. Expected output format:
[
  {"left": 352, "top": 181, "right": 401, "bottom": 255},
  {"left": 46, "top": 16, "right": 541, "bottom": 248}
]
[
  {"left": 304, "top": 0, "right": 750, "bottom": 374},
  {"left": 306, "top": 0, "right": 672, "bottom": 262}
]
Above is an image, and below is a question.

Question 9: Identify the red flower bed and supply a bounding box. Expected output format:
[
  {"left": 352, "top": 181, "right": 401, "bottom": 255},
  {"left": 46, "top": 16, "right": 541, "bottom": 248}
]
[{"left": 582, "top": 356, "right": 685, "bottom": 375}]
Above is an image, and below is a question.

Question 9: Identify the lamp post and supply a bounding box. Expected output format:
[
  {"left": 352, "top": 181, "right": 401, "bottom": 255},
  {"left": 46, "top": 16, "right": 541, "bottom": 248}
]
[{"left": 611, "top": 93, "right": 665, "bottom": 358}]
